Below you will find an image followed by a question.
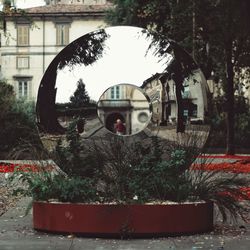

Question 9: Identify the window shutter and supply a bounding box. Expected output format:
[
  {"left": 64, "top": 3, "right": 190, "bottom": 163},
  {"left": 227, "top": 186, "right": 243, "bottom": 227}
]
[
  {"left": 64, "top": 25, "right": 69, "bottom": 44},
  {"left": 56, "top": 24, "right": 69, "bottom": 45},
  {"left": 17, "top": 25, "right": 29, "bottom": 46}
]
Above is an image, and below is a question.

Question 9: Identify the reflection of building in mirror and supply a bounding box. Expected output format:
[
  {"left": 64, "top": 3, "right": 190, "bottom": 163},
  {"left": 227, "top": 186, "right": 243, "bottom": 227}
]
[
  {"left": 98, "top": 84, "right": 151, "bottom": 135},
  {"left": 142, "top": 69, "right": 207, "bottom": 126}
]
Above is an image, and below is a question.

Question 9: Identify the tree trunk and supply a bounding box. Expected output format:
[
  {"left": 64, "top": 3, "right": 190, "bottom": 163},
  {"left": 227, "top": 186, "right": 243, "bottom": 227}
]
[
  {"left": 225, "top": 0, "right": 235, "bottom": 155},
  {"left": 225, "top": 43, "right": 235, "bottom": 155},
  {"left": 172, "top": 70, "right": 185, "bottom": 133}
]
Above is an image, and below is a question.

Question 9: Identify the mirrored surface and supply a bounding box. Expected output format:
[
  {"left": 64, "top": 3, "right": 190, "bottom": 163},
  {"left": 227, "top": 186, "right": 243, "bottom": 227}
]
[
  {"left": 36, "top": 26, "right": 210, "bottom": 148},
  {"left": 97, "top": 84, "right": 151, "bottom": 136}
]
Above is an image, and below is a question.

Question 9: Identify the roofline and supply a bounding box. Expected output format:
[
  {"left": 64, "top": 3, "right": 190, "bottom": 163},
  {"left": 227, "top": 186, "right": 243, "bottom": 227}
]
[
  {"left": 4, "top": 4, "right": 112, "bottom": 19},
  {"left": 4, "top": 11, "right": 107, "bottom": 21}
]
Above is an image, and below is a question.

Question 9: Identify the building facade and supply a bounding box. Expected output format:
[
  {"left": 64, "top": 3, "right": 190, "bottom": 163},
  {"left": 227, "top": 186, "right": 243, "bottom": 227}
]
[
  {"left": 0, "top": 0, "right": 110, "bottom": 100},
  {"left": 142, "top": 69, "right": 208, "bottom": 125}
]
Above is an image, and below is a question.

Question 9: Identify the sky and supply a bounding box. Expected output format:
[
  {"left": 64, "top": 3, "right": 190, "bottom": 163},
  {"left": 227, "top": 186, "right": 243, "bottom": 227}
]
[
  {"left": 55, "top": 26, "right": 173, "bottom": 103},
  {"left": 15, "top": 0, "right": 45, "bottom": 8},
  {"left": 0, "top": 0, "right": 45, "bottom": 9}
]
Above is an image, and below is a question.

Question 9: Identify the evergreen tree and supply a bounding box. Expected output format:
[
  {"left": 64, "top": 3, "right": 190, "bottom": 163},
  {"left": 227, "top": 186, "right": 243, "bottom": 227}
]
[{"left": 70, "top": 79, "right": 90, "bottom": 108}]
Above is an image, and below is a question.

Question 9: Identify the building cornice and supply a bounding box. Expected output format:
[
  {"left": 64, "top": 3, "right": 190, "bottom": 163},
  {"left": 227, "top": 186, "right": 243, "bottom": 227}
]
[{"left": 4, "top": 4, "right": 112, "bottom": 20}]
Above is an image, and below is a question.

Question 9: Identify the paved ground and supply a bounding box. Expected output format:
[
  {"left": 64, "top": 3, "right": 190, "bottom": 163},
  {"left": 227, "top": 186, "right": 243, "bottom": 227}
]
[{"left": 0, "top": 197, "right": 249, "bottom": 250}]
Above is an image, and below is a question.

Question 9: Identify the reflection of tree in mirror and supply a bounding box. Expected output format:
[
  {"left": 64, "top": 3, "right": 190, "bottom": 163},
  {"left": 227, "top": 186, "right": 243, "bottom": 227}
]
[
  {"left": 70, "top": 79, "right": 90, "bottom": 108},
  {"left": 107, "top": 5, "right": 205, "bottom": 134},
  {"left": 37, "top": 29, "right": 109, "bottom": 134}
]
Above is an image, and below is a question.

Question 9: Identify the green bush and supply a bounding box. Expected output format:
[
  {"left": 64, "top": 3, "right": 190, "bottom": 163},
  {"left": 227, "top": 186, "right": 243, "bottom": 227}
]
[
  {"left": 0, "top": 81, "right": 41, "bottom": 157},
  {"left": 0, "top": 79, "right": 15, "bottom": 121},
  {"left": 10, "top": 170, "right": 98, "bottom": 203}
]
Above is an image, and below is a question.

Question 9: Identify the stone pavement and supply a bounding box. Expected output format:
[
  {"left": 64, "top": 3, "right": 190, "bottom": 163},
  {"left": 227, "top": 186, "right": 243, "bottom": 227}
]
[{"left": 0, "top": 197, "right": 250, "bottom": 250}]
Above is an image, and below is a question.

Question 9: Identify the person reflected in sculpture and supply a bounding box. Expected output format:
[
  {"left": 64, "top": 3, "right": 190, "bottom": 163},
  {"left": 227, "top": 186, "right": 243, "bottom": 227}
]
[{"left": 115, "top": 119, "right": 126, "bottom": 135}]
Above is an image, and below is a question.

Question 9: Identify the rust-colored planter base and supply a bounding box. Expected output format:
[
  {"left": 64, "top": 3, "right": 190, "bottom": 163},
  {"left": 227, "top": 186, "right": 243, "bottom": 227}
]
[{"left": 33, "top": 202, "right": 213, "bottom": 237}]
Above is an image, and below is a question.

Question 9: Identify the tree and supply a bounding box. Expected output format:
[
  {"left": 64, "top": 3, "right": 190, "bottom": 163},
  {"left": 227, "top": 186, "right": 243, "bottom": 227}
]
[
  {"left": 0, "top": 80, "right": 41, "bottom": 157},
  {"left": 106, "top": 0, "right": 250, "bottom": 154},
  {"left": 202, "top": 0, "right": 250, "bottom": 154},
  {"left": 70, "top": 79, "right": 90, "bottom": 108},
  {"left": 0, "top": 1, "right": 29, "bottom": 33}
]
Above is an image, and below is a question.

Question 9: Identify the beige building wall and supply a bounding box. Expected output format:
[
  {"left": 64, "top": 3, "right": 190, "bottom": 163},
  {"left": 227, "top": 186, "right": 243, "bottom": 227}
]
[
  {"left": 0, "top": 6, "right": 107, "bottom": 101},
  {"left": 130, "top": 88, "right": 151, "bottom": 134}
]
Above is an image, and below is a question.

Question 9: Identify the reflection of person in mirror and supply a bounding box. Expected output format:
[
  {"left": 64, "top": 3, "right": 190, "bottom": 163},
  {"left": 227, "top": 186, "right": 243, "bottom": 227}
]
[{"left": 115, "top": 119, "right": 126, "bottom": 135}]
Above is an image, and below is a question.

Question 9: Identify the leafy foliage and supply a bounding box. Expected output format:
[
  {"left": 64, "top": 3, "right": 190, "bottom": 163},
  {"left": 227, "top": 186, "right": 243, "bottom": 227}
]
[
  {"left": 188, "top": 160, "right": 250, "bottom": 222},
  {"left": 0, "top": 81, "right": 41, "bottom": 157},
  {"left": 0, "top": 79, "right": 15, "bottom": 121},
  {"left": 54, "top": 119, "right": 103, "bottom": 178},
  {"left": 9, "top": 170, "right": 97, "bottom": 203},
  {"left": 206, "top": 97, "right": 250, "bottom": 149}
]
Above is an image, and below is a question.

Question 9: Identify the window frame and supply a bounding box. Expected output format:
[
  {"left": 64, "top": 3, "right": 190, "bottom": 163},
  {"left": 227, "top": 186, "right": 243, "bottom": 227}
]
[
  {"left": 16, "top": 56, "right": 30, "bottom": 69},
  {"left": 14, "top": 76, "right": 33, "bottom": 99},
  {"left": 56, "top": 23, "right": 70, "bottom": 46},
  {"left": 17, "top": 24, "right": 30, "bottom": 46},
  {"left": 18, "top": 80, "right": 29, "bottom": 99},
  {"left": 110, "top": 86, "right": 121, "bottom": 99}
]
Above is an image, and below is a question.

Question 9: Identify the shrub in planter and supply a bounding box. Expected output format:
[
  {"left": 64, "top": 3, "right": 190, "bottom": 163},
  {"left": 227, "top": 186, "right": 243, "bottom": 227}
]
[
  {"left": 10, "top": 171, "right": 98, "bottom": 203},
  {"left": 9, "top": 126, "right": 250, "bottom": 236},
  {"left": 10, "top": 137, "right": 249, "bottom": 221}
]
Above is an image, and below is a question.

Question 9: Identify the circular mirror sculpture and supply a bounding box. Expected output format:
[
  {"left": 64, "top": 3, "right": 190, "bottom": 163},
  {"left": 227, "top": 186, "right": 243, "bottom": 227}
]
[{"left": 36, "top": 26, "right": 210, "bottom": 148}]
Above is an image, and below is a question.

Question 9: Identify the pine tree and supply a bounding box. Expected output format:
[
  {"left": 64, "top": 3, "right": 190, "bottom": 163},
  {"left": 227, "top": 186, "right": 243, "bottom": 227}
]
[{"left": 70, "top": 79, "right": 90, "bottom": 108}]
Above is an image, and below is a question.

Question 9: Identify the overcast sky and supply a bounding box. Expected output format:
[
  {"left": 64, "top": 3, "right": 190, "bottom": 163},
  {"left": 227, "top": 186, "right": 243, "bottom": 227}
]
[
  {"left": 56, "top": 26, "right": 173, "bottom": 103},
  {"left": 16, "top": 0, "right": 45, "bottom": 8},
  {"left": 0, "top": 0, "right": 45, "bottom": 9}
]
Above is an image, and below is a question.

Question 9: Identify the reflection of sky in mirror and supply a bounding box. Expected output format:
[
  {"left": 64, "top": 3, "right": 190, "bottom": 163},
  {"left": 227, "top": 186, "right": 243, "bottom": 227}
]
[{"left": 55, "top": 26, "right": 173, "bottom": 103}]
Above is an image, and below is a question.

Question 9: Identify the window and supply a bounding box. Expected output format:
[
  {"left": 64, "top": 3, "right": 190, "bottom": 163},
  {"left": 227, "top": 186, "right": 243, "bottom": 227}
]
[
  {"left": 111, "top": 86, "right": 120, "bottom": 99},
  {"left": 17, "top": 56, "right": 29, "bottom": 69},
  {"left": 18, "top": 81, "right": 28, "bottom": 98},
  {"left": 56, "top": 24, "right": 69, "bottom": 45},
  {"left": 138, "top": 112, "right": 149, "bottom": 123},
  {"left": 183, "top": 109, "right": 189, "bottom": 117},
  {"left": 17, "top": 25, "right": 29, "bottom": 46},
  {"left": 182, "top": 86, "right": 190, "bottom": 99}
]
